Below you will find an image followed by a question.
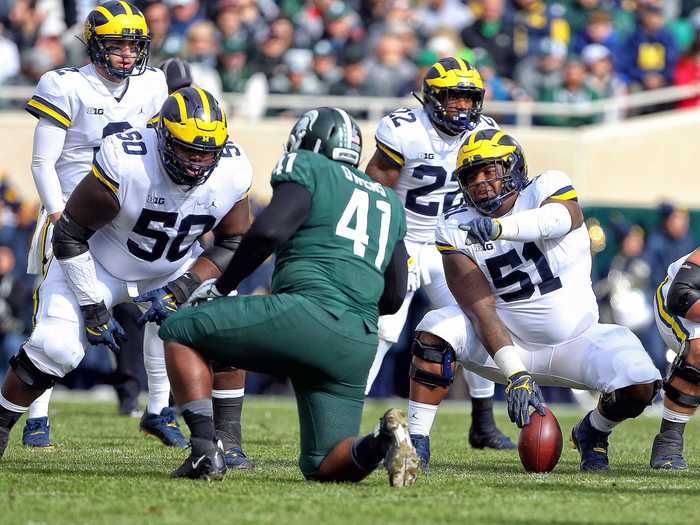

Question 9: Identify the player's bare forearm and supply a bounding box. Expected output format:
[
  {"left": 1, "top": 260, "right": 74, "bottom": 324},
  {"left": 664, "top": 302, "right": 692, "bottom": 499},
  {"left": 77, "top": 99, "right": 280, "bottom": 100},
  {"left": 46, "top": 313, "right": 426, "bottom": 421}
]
[
  {"left": 541, "top": 198, "right": 584, "bottom": 231},
  {"left": 365, "top": 149, "right": 401, "bottom": 188},
  {"left": 64, "top": 172, "right": 120, "bottom": 230},
  {"left": 443, "top": 252, "right": 513, "bottom": 357}
]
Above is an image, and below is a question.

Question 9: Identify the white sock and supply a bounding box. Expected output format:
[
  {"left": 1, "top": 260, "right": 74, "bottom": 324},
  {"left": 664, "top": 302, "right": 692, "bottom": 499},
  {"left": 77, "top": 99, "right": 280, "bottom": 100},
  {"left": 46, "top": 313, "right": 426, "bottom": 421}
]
[
  {"left": 662, "top": 406, "right": 692, "bottom": 424},
  {"left": 365, "top": 338, "right": 393, "bottom": 395},
  {"left": 28, "top": 388, "right": 53, "bottom": 419},
  {"left": 212, "top": 388, "right": 244, "bottom": 399},
  {"left": 0, "top": 391, "right": 29, "bottom": 413},
  {"left": 407, "top": 400, "right": 439, "bottom": 436},
  {"left": 144, "top": 352, "right": 170, "bottom": 415},
  {"left": 589, "top": 408, "right": 619, "bottom": 433}
]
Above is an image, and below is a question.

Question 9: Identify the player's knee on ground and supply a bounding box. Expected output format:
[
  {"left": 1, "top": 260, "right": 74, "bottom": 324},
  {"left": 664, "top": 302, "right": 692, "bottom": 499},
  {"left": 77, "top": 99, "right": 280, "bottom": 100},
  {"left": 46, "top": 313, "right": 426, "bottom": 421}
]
[
  {"left": 664, "top": 339, "right": 700, "bottom": 409},
  {"left": 9, "top": 348, "right": 58, "bottom": 390},
  {"left": 409, "top": 331, "right": 457, "bottom": 388},
  {"left": 24, "top": 319, "right": 84, "bottom": 377},
  {"left": 600, "top": 381, "right": 661, "bottom": 421}
]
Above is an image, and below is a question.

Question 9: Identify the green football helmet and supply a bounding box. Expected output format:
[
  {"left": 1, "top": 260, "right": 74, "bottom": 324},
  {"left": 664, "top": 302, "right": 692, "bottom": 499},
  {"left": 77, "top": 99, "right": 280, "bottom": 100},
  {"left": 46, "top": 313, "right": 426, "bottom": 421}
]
[{"left": 285, "top": 107, "right": 362, "bottom": 167}]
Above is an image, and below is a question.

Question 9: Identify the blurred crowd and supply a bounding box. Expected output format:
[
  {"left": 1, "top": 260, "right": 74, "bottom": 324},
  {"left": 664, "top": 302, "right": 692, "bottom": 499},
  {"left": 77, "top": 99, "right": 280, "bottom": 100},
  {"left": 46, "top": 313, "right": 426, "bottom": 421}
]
[{"left": 2, "top": 1, "right": 700, "bottom": 123}]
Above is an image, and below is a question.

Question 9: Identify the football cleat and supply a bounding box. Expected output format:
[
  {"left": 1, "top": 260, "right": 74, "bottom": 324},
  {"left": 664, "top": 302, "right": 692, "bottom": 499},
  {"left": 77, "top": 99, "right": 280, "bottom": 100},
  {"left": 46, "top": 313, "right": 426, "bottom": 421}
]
[
  {"left": 171, "top": 438, "right": 226, "bottom": 480},
  {"left": 571, "top": 412, "right": 610, "bottom": 472},
  {"left": 140, "top": 407, "right": 188, "bottom": 448},
  {"left": 22, "top": 417, "right": 53, "bottom": 447},
  {"left": 223, "top": 446, "right": 254, "bottom": 470},
  {"left": 468, "top": 424, "right": 517, "bottom": 450},
  {"left": 650, "top": 430, "right": 688, "bottom": 470},
  {"left": 379, "top": 408, "right": 419, "bottom": 487},
  {"left": 410, "top": 434, "right": 430, "bottom": 474}
]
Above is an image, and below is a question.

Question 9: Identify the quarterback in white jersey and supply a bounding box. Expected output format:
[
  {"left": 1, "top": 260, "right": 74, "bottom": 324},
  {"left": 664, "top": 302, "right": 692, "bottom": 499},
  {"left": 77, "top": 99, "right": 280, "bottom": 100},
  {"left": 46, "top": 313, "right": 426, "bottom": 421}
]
[
  {"left": 365, "top": 57, "right": 512, "bottom": 450},
  {"left": 20, "top": 1, "right": 169, "bottom": 448},
  {"left": 0, "top": 88, "right": 252, "bottom": 461},
  {"left": 408, "top": 130, "right": 660, "bottom": 472},
  {"left": 650, "top": 248, "right": 700, "bottom": 469}
]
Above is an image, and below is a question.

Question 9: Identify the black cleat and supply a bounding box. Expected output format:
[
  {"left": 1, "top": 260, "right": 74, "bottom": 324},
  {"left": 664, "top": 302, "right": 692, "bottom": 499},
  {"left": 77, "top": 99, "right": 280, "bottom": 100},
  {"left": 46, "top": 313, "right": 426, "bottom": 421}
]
[
  {"left": 469, "top": 425, "right": 517, "bottom": 450},
  {"left": 571, "top": 412, "right": 610, "bottom": 472},
  {"left": 650, "top": 430, "right": 688, "bottom": 470},
  {"left": 171, "top": 438, "right": 227, "bottom": 480}
]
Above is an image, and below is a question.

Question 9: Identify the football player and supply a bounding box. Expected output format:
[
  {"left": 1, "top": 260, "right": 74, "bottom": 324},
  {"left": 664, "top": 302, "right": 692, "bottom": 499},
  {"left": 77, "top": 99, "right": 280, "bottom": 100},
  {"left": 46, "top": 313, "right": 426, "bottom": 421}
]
[
  {"left": 650, "top": 247, "right": 700, "bottom": 469},
  {"left": 408, "top": 130, "right": 662, "bottom": 471},
  {"left": 0, "top": 88, "right": 252, "bottom": 463},
  {"left": 157, "top": 107, "right": 418, "bottom": 485},
  {"left": 364, "top": 57, "right": 513, "bottom": 453},
  {"left": 21, "top": 1, "right": 185, "bottom": 447}
]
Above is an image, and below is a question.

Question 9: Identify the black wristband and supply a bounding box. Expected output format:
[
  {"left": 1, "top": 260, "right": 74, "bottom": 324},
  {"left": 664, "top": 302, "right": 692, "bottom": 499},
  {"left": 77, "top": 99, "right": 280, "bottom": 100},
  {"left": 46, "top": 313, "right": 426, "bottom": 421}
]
[
  {"left": 79, "top": 301, "right": 110, "bottom": 327},
  {"left": 166, "top": 271, "right": 203, "bottom": 305}
]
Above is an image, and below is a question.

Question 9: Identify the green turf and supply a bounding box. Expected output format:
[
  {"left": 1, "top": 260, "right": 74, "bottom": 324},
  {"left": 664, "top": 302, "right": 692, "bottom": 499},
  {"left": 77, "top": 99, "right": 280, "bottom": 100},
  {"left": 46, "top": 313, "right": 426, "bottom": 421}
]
[{"left": 0, "top": 399, "right": 698, "bottom": 525}]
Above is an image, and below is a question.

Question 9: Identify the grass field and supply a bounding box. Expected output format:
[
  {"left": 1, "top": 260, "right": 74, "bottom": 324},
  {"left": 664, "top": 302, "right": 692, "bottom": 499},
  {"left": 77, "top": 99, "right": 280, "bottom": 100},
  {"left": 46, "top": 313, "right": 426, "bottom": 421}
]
[{"left": 0, "top": 398, "right": 698, "bottom": 525}]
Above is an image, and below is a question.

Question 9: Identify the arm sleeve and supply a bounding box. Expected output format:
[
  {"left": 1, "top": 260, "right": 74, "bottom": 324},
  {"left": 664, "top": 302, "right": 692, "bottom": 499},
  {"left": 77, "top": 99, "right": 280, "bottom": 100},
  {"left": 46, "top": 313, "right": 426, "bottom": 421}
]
[
  {"left": 216, "top": 182, "right": 312, "bottom": 295},
  {"left": 374, "top": 114, "right": 405, "bottom": 169},
  {"left": 31, "top": 119, "right": 67, "bottom": 214},
  {"left": 24, "top": 71, "right": 72, "bottom": 130},
  {"left": 378, "top": 240, "right": 408, "bottom": 316}
]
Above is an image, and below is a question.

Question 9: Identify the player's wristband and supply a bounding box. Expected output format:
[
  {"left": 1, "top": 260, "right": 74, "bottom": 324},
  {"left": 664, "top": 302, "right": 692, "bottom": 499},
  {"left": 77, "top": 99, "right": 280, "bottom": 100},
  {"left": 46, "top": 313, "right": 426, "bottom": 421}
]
[{"left": 493, "top": 345, "right": 527, "bottom": 378}]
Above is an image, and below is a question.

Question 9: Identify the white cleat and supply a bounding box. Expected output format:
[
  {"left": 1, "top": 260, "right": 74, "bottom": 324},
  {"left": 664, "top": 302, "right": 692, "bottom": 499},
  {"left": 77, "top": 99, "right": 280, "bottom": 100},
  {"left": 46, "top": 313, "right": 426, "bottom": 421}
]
[{"left": 381, "top": 408, "right": 418, "bottom": 487}]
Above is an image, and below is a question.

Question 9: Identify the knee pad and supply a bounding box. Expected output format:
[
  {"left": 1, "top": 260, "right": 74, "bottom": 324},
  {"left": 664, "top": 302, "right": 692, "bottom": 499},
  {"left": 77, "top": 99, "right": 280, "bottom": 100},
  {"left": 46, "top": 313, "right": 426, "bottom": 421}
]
[
  {"left": 9, "top": 348, "right": 58, "bottom": 390},
  {"left": 25, "top": 318, "right": 84, "bottom": 377},
  {"left": 409, "top": 335, "right": 456, "bottom": 388},
  {"left": 664, "top": 340, "right": 700, "bottom": 408},
  {"left": 601, "top": 380, "right": 661, "bottom": 420}
]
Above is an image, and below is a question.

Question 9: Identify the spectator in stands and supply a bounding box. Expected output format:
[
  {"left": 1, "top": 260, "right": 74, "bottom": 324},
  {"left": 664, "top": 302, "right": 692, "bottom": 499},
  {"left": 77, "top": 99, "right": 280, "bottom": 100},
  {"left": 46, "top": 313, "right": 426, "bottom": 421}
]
[
  {"left": 673, "top": 31, "right": 700, "bottom": 108},
  {"left": 619, "top": 2, "right": 679, "bottom": 91},
  {"left": 415, "top": 0, "right": 474, "bottom": 40},
  {"left": 0, "top": 245, "right": 30, "bottom": 377},
  {"left": 145, "top": 1, "right": 180, "bottom": 63},
  {"left": 460, "top": 0, "right": 517, "bottom": 79},
  {"left": 398, "top": 48, "right": 437, "bottom": 96},
  {"left": 0, "top": 24, "right": 21, "bottom": 85},
  {"left": 537, "top": 56, "right": 602, "bottom": 126},
  {"left": 321, "top": 1, "right": 364, "bottom": 59},
  {"left": 571, "top": 9, "right": 622, "bottom": 58},
  {"left": 512, "top": 0, "right": 570, "bottom": 59},
  {"left": 644, "top": 203, "right": 696, "bottom": 289},
  {"left": 167, "top": 0, "right": 204, "bottom": 36},
  {"left": 311, "top": 39, "right": 341, "bottom": 89},
  {"left": 515, "top": 37, "right": 567, "bottom": 99},
  {"left": 329, "top": 44, "right": 375, "bottom": 98},
  {"left": 216, "top": 0, "right": 268, "bottom": 47},
  {"left": 250, "top": 16, "right": 294, "bottom": 80},
  {"left": 218, "top": 39, "right": 252, "bottom": 93},
  {"left": 583, "top": 43, "right": 626, "bottom": 97},
  {"left": 364, "top": 33, "right": 416, "bottom": 97},
  {"left": 183, "top": 20, "right": 222, "bottom": 99},
  {"left": 271, "top": 48, "right": 324, "bottom": 95}
]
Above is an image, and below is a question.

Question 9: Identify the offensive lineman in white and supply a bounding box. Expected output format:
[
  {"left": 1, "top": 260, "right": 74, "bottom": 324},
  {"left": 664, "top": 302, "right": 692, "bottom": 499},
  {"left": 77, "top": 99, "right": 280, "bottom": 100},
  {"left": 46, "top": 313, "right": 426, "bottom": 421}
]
[
  {"left": 409, "top": 130, "right": 661, "bottom": 471},
  {"left": 0, "top": 87, "right": 252, "bottom": 462},
  {"left": 364, "top": 57, "right": 513, "bottom": 452},
  {"left": 21, "top": 1, "right": 176, "bottom": 446}
]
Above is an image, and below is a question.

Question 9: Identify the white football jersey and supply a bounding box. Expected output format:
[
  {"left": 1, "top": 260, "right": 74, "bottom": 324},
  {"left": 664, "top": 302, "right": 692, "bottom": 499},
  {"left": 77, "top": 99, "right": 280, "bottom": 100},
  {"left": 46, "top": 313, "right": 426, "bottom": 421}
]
[
  {"left": 375, "top": 107, "right": 499, "bottom": 243},
  {"left": 88, "top": 128, "right": 252, "bottom": 281},
  {"left": 665, "top": 254, "right": 694, "bottom": 284},
  {"left": 25, "top": 64, "right": 168, "bottom": 200},
  {"left": 435, "top": 170, "right": 598, "bottom": 346}
]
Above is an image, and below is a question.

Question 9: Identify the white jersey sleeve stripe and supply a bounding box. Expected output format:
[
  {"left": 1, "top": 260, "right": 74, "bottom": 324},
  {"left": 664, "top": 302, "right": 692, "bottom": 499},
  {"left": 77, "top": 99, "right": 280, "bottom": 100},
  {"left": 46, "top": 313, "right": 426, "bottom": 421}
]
[
  {"left": 376, "top": 139, "right": 405, "bottom": 167},
  {"left": 25, "top": 96, "right": 71, "bottom": 129},
  {"left": 91, "top": 162, "right": 119, "bottom": 196}
]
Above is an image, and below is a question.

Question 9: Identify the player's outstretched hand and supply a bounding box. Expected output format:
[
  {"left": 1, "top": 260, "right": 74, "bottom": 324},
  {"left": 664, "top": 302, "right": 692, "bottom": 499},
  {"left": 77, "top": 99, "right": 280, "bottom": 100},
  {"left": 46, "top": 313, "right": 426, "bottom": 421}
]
[
  {"left": 505, "top": 371, "right": 546, "bottom": 428},
  {"left": 407, "top": 255, "right": 420, "bottom": 293},
  {"left": 187, "top": 278, "right": 226, "bottom": 306},
  {"left": 458, "top": 217, "right": 501, "bottom": 247},
  {"left": 80, "top": 301, "right": 126, "bottom": 354},
  {"left": 135, "top": 287, "right": 178, "bottom": 325}
]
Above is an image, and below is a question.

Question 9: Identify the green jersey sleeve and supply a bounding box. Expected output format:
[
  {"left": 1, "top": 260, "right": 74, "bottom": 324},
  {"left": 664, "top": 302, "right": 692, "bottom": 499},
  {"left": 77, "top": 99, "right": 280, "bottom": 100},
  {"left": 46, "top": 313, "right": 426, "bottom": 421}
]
[{"left": 270, "top": 151, "right": 316, "bottom": 194}]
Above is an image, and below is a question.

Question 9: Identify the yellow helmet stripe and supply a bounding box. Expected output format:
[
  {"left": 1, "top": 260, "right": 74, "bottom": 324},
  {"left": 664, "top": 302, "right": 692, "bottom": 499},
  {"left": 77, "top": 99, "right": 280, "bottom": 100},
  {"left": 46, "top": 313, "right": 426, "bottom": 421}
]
[
  {"left": 434, "top": 61, "right": 447, "bottom": 77},
  {"left": 95, "top": 5, "right": 113, "bottom": 20},
  {"left": 194, "top": 87, "right": 211, "bottom": 121},
  {"left": 173, "top": 92, "right": 188, "bottom": 123},
  {"left": 455, "top": 57, "right": 470, "bottom": 73},
  {"left": 120, "top": 0, "right": 133, "bottom": 16}
]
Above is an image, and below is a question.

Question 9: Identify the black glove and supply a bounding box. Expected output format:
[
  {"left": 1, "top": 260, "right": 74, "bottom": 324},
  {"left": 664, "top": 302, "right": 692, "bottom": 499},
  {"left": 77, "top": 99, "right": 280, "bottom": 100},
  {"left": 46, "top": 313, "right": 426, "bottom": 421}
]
[
  {"left": 505, "top": 371, "right": 546, "bottom": 428},
  {"left": 80, "top": 301, "right": 126, "bottom": 354}
]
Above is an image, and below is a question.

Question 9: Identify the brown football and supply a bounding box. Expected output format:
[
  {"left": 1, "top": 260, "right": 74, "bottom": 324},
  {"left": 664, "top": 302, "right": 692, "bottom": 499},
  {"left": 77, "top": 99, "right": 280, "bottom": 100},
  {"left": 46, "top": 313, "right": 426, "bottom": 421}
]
[{"left": 517, "top": 407, "right": 563, "bottom": 473}]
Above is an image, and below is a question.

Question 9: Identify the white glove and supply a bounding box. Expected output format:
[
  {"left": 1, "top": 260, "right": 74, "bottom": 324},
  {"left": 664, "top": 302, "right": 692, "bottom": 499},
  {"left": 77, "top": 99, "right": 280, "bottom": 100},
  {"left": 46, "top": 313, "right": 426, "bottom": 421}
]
[
  {"left": 407, "top": 256, "right": 420, "bottom": 293},
  {"left": 186, "top": 278, "right": 228, "bottom": 305}
]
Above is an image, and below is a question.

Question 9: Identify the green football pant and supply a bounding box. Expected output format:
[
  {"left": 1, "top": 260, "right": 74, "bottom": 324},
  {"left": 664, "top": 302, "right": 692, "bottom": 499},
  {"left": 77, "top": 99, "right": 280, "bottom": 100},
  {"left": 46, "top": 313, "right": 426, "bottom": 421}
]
[{"left": 159, "top": 293, "right": 377, "bottom": 477}]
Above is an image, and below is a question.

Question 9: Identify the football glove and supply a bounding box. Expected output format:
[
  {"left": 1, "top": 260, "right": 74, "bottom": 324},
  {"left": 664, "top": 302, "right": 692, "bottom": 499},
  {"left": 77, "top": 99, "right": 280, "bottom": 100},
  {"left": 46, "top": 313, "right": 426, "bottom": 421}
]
[
  {"left": 80, "top": 301, "right": 126, "bottom": 354},
  {"left": 458, "top": 217, "right": 502, "bottom": 247},
  {"left": 135, "top": 272, "right": 202, "bottom": 325},
  {"left": 186, "top": 278, "right": 227, "bottom": 306},
  {"left": 407, "top": 255, "right": 420, "bottom": 294},
  {"left": 505, "top": 371, "right": 546, "bottom": 428}
]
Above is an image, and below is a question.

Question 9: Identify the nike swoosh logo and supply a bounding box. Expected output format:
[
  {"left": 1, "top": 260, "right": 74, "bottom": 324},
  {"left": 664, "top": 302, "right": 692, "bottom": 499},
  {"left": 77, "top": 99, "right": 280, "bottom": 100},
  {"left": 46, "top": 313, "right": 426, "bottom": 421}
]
[{"left": 191, "top": 455, "right": 205, "bottom": 470}]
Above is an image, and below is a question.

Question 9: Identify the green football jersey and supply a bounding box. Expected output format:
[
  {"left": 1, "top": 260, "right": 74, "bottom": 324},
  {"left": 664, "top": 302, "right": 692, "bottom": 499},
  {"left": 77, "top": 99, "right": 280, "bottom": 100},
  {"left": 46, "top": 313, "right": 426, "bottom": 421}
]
[{"left": 270, "top": 149, "right": 407, "bottom": 329}]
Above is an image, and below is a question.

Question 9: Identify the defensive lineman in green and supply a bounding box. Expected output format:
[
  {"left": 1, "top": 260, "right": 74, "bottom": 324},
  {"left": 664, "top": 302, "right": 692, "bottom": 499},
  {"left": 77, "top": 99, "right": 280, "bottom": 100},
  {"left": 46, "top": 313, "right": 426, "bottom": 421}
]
[{"left": 159, "top": 107, "right": 419, "bottom": 485}]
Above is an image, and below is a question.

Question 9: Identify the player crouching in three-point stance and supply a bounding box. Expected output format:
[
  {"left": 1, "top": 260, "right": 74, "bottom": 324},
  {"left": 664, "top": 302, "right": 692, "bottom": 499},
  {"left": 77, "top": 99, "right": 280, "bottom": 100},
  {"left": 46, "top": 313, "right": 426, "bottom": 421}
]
[
  {"left": 408, "top": 130, "right": 661, "bottom": 472},
  {"left": 158, "top": 107, "right": 419, "bottom": 485},
  {"left": 650, "top": 247, "right": 700, "bottom": 469},
  {"left": 0, "top": 87, "right": 252, "bottom": 460}
]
